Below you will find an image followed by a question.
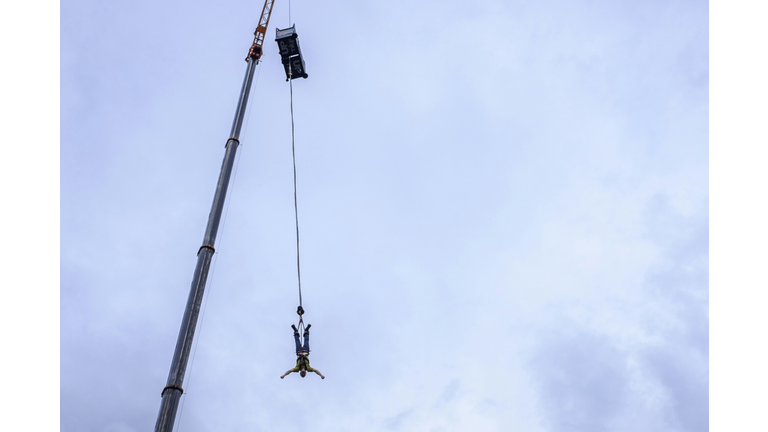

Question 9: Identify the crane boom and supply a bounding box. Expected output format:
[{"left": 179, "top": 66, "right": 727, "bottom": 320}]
[{"left": 153, "top": 2, "right": 276, "bottom": 431}]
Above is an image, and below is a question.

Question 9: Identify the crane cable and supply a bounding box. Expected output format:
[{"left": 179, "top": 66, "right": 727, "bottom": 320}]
[{"left": 288, "top": 62, "right": 307, "bottom": 336}]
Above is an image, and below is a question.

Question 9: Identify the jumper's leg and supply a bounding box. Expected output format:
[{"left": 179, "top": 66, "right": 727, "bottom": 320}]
[
  {"left": 302, "top": 329, "right": 310, "bottom": 352},
  {"left": 293, "top": 327, "right": 302, "bottom": 354}
]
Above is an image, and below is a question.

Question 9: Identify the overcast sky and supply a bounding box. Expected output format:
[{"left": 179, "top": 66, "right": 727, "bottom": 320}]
[{"left": 54, "top": 0, "right": 718, "bottom": 430}]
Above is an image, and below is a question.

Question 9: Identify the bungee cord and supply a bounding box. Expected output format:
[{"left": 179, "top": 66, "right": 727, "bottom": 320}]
[{"left": 287, "top": 61, "right": 306, "bottom": 337}]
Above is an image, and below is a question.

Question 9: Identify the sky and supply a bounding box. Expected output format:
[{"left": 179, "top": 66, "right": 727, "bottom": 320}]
[{"left": 8, "top": 0, "right": 748, "bottom": 430}]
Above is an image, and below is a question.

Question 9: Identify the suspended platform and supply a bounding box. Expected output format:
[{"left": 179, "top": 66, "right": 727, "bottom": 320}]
[{"left": 276, "top": 25, "right": 309, "bottom": 81}]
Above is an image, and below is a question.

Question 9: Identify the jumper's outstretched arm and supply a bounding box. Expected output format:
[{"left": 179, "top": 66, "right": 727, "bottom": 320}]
[
  {"left": 312, "top": 369, "right": 325, "bottom": 379},
  {"left": 280, "top": 369, "right": 295, "bottom": 379}
]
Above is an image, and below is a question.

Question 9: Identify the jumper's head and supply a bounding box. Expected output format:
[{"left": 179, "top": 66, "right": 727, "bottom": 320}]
[{"left": 300, "top": 369, "right": 307, "bottom": 378}]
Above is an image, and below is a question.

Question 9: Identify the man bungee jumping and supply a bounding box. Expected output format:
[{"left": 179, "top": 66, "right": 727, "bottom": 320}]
[{"left": 281, "top": 324, "right": 325, "bottom": 379}]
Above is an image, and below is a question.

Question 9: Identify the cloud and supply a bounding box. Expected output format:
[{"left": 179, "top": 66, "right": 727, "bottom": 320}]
[
  {"left": 642, "top": 346, "right": 708, "bottom": 432},
  {"left": 439, "top": 379, "right": 461, "bottom": 405},
  {"left": 638, "top": 194, "right": 709, "bottom": 432},
  {"left": 383, "top": 408, "right": 414, "bottom": 430},
  {"left": 527, "top": 193, "right": 708, "bottom": 432},
  {"left": 530, "top": 329, "right": 629, "bottom": 432}
]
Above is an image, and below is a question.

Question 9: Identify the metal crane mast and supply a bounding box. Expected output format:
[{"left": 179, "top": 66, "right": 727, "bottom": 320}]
[
  {"left": 153, "top": 2, "right": 275, "bottom": 431},
  {"left": 248, "top": 0, "right": 275, "bottom": 59}
]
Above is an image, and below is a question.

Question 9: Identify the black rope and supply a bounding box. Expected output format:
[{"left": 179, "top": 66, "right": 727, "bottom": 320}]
[{"left": 288, "top": 63, "right": 303, "bottom": 312}]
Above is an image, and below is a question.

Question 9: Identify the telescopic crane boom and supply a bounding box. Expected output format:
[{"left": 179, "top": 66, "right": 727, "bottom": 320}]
[{"left": 153, "top": 2, "right": 275, "bottom": 431}]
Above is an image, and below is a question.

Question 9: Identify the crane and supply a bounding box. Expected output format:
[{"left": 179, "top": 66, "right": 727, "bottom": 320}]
[
  {"left": 247, "top": 0, "right": 275, "bottom": 60},
  {"left": 153, "top": 1, "right": 276, "bottom": 431}
]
